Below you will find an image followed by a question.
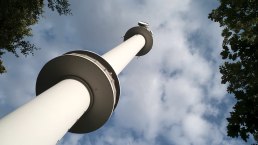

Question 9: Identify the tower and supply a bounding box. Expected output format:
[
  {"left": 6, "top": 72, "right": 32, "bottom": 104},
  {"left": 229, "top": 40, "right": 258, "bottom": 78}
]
[{"left": 0, "top": 22, "right": 153, "bottom": 145}]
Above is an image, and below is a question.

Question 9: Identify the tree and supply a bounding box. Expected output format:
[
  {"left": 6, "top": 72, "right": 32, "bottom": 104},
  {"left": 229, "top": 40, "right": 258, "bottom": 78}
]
[
  {"left": 209, "top": 0, "right": 258, "bottom": 143},
  {"left": 0, "top": 0, "right": 71, "bottom": 73}
]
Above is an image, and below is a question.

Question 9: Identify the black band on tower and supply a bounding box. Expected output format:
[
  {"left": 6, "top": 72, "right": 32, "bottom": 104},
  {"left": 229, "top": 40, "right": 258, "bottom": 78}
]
[
  {"left": 36, "top": 51, "right": 120, "bottom": 133},
  {"left": 124, "top": 26, "right": 153, "bottom": 56}
]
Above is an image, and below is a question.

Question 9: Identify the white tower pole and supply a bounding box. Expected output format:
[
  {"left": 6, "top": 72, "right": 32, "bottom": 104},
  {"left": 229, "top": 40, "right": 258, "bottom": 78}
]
[
  {"left": 0, "top": 22, "right": 153, "bottom": 145},
  {"left": 102, "top": 35, "right": 145, "bottom": 75},
  {"left": 0, "top": 79, "right": 91, "bottom": 145}
]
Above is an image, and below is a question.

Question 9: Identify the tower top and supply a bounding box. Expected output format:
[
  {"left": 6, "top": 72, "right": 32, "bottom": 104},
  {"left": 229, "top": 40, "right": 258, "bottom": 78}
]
[
  {"left": 138, "top": 21, "right": 149, "bottom": 28},
  {"left": 124, "top": 22, "right": 153, "bottom": 56}
]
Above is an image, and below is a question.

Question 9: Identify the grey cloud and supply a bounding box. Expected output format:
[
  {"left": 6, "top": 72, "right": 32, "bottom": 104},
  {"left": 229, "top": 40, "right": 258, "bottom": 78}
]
[{"left": 0, "top": 0, "right": 248, "bottom": 145}]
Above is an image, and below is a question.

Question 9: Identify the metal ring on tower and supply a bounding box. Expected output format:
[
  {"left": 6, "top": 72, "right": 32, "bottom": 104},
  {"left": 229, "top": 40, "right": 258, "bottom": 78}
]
[
  {"left": 36, "top": 51, "right": 120, "bottom": 133},
  {"left": 124, "top": 26, "right": 153, "bottom": 56}
]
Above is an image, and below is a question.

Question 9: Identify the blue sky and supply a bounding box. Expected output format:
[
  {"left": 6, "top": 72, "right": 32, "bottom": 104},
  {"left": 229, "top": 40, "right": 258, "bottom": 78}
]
[{"left": 0, "top": 0, "right": 255, "bottom": 145}]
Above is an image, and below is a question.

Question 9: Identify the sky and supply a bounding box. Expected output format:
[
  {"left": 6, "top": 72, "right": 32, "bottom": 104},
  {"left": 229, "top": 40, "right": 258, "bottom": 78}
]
[{"left": 0, "top": 0, "right": 256, "bottom": 145}]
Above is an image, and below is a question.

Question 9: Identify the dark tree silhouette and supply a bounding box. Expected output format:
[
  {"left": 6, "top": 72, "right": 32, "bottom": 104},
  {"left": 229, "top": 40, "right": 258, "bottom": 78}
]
[
  {"left": 0, "top": 0, "right": 71, "bottom": 73},
  {"left": 209, "top": 0, "right": 258, "bottom": 143}
]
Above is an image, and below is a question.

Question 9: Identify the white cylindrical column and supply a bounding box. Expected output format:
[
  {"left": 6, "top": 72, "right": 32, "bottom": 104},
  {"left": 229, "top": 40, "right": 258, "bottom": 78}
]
[
  {"left": 0, "top": 79, "right": 91, "bottom": 145},
  {"left": 102, "top": 34, "right": 145, "bottom": 75}
]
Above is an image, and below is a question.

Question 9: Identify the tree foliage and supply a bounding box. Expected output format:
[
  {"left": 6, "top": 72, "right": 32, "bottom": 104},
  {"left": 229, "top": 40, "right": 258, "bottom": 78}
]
[
  {"left": 209, "top": 0, "right": 258, "bottom": 143},
  {"left": 0, "top": 0, "right": 71, "bottom": 73}
]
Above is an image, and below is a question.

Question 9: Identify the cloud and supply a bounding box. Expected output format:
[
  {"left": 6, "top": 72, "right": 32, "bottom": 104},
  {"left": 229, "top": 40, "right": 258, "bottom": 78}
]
[
  {"left": 58, "top": 134, "right": 84, "bottom": 145},
  {"left": 0, "top": 0, "right": 251, "bottom": 145}
]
